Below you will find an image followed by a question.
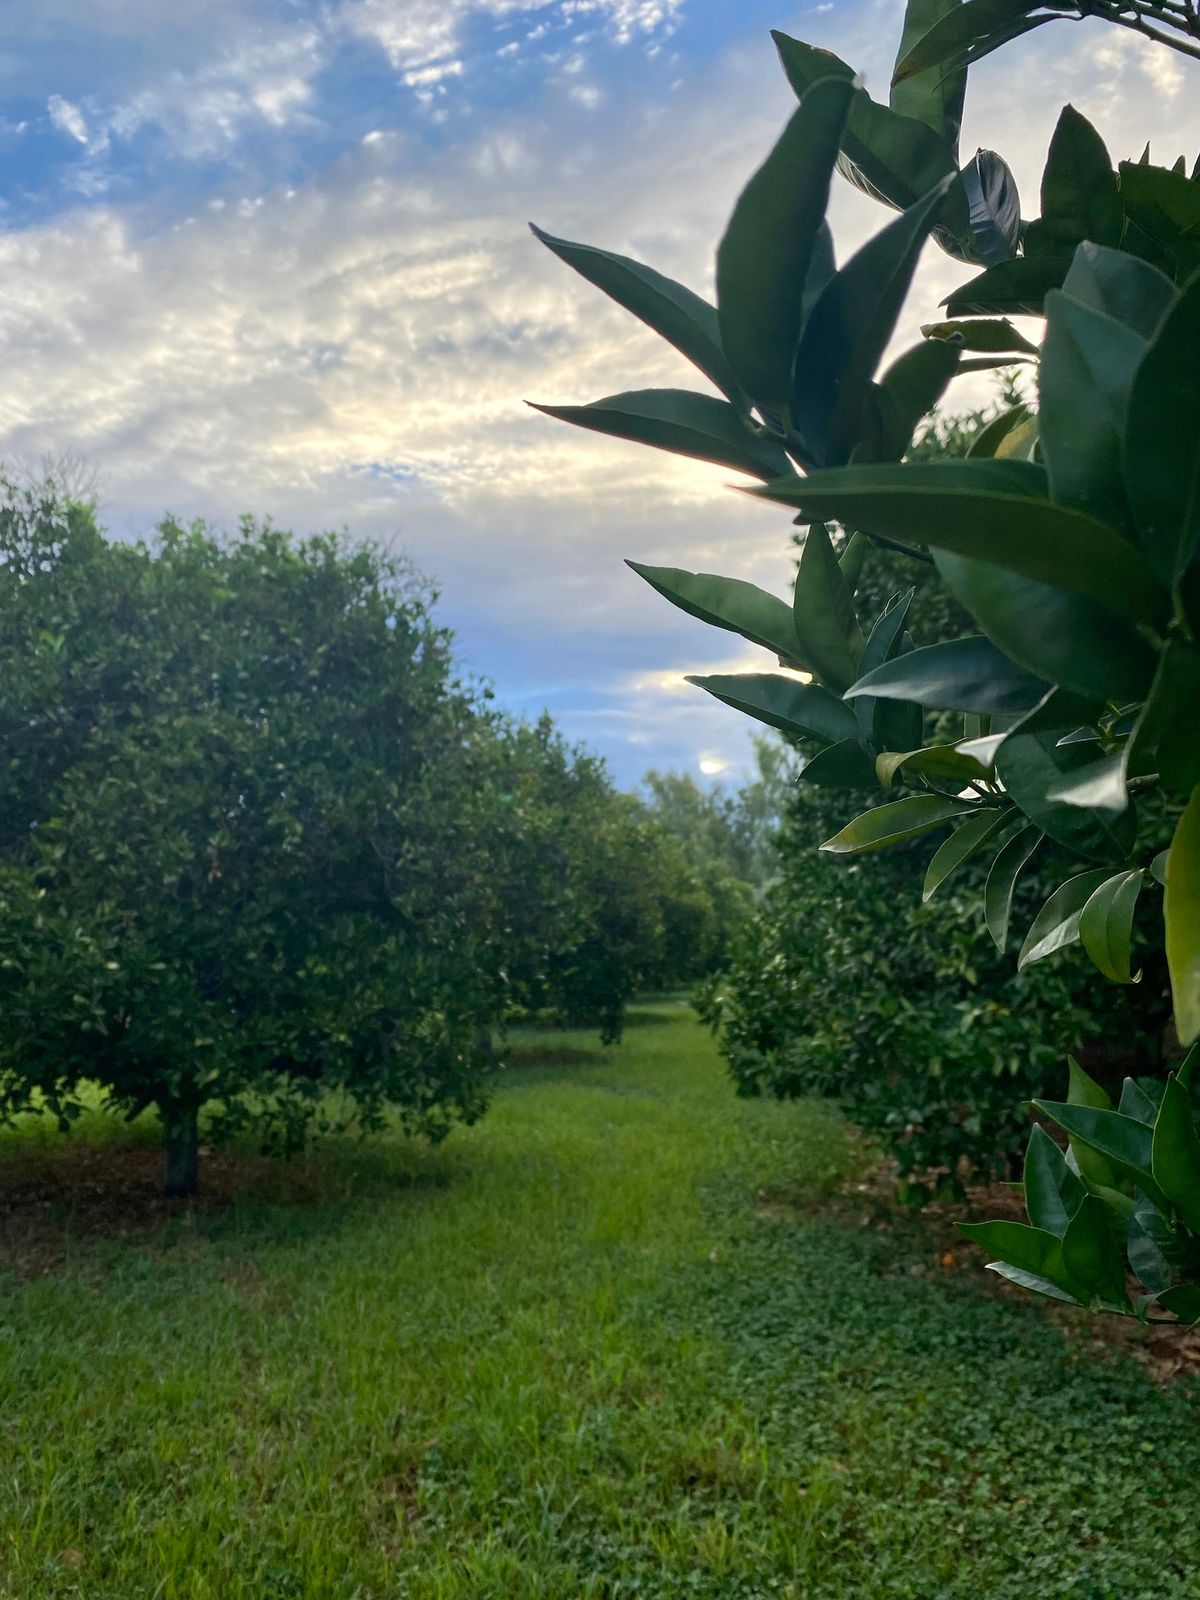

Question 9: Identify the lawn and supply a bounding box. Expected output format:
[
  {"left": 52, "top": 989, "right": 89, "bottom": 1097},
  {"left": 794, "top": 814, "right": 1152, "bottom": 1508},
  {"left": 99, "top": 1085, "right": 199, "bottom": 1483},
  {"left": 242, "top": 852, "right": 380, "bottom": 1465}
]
[{"left": 1, "top": 1001, "right": 1199, "bottom": 1599}]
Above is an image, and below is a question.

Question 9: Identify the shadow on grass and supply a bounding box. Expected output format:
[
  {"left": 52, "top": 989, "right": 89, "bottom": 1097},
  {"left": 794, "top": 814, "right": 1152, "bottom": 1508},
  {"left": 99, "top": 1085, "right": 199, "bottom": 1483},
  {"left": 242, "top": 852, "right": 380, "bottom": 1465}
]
[{"left": 504, "top": 1042, "right": 604, "bottom": 1070}]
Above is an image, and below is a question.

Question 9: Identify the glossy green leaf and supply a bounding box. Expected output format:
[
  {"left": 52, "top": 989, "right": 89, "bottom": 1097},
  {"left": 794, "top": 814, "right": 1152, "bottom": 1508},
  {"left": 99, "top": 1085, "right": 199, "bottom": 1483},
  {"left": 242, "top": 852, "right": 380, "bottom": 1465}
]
[
  {"left": 1078, "top": 869, "right": 1143, "bottom": 983},
  {"left": 985, "top": 1262, "right": 1084, "bottom": 1306},
  {"left": 792, "top": 176, "right": 955, "bottom": 466},
  {"left": 685, "top": 673, "right": 858, "bottom": 745},
  {"left": 837, "top": 530, "right": 868, "bottom": 594},
  {"left": 960, "top": 148, "right": 1022, "bottom": 265},
  {"left": 820, "top": 794, "right": 977, "bottom": 857},
  {"left": 957, "top": 1217, "right": 1087, "bottom": 1302},
  {"left": 1118, "top": 1078, "right": 1161, "bottom": 1125},
  {"left": 1166, "top": 789, "right": 1200, "bottom": 1048},
  {"left": 1126, "top": 1193, "right": 1173, "bottom": 1294},
  {"left": 625, "top": 562, "right": 804, "bottom": 662},
  {"left": 1063, "top": 1056, "right": 1119, "bottom": 1192},
  {"left": 1126, "top": 638, "right": 1200, "bottom": 799},
  {"left": 1060, "top": 241, "right": 1177, "bottom": 338},
  {"left": 1032, "top": 1099, "right": 1157, "bottom": 1193},
  {"left": 751, "top": 460, "right": 1163, "bottom": 623},
  {"left": 996, "top": 731, "right": 1137, "bottom": 861},
  {"left": 1047, "top": 751, "right": 1129, "bottom": 817},
  {"left": 932, "top": 549, "right": 1155, "bottom": 703},
  {"left": 890, "top": 0, "right": 967, "bottom": 148},
  {"left": 846, "top": 635, "right": 1048, "bottom": 715},
  {"left": 792, "top": 522, "right": 866, "bottom": 693},
  {"left": 893, "top": 0, "right": 1064, "bottom": 83},
  {"left": 531, "top": 390, "right": 795, "bottom": 482},
  {"left": 1061, "top": 1194, "right": 1128, "bottom": 1306},
  {"left": 877, "top": 743, "right": 991, "bottom": 791},
  {"left": 1007, "top": 685, "right": 1103, "bottom": 739},
  {"left": 1151, "top": 849, "right": 1170, "bottom": 888},
  {"left": 716, "top": 77, "right": 854, "bottom": 410},
  {"left": 1068, "top": 1055, "right": 1113, "bottom": 1112},
  {"left": 1151, "top": 1074, "right": 1200, "bottom": 1231},
  {"left": 1024, "top": 1123, "right": 1084, "bottom": 1236},
  {"left": 873, "top": 340, "right": 961, "bottom": 460},
  {"left": 1018, "top": 868, "right": 1115, "bottom": 969},
  {"left": 853, "top": 588, "right": 920, "bottom": 755},
  {"left": 1156, "top": 1284, "right": 1200, "bottom": 1326},
  {"left": 1032, "top": 104, "right": 1122, "bottom": 250},
  {"left": 1124, "top": 265, "right": 1200, "bottom": 584},
  {"left": 983, "top": 824, "right": 1041, "bottom": 951},
  {"left": 530, "top": 224, "right": 746, "bottom": 405},
  {"left": 944, "top": 254, "right": 1073, "bottom": 317},
  {"left": 801, "top": 739, "right": 879, "bottom": 789},
  {"left": 923, "top": 318, "right": 1039, "bottom": 355},
  {"left": 923, "top": 808, "right": 1011, "bottom": 902},
  {"left": 1039, "top": 290, "right": 1144, "bottom": 529}
]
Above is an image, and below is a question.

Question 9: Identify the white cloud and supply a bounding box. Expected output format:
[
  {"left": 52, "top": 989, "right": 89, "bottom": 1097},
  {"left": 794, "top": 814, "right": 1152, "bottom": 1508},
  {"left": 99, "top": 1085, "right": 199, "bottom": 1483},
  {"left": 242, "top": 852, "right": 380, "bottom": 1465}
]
[{"left": 47, "top": 93, "right": 92, "bottom": 147}]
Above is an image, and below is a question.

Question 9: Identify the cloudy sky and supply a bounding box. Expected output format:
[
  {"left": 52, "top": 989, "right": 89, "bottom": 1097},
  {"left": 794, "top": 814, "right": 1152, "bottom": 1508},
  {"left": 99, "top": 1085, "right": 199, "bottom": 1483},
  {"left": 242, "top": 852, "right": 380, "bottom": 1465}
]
[{"left": 0, "top": 1, "right": 1197, "bottom": 785}]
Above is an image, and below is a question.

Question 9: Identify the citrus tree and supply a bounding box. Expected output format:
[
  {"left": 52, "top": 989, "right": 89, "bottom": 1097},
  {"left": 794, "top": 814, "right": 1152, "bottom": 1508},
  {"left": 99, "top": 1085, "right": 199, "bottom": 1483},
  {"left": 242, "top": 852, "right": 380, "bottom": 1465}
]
[{"left": 533, "top": 2, "right": 1200, "bottom": 1323}]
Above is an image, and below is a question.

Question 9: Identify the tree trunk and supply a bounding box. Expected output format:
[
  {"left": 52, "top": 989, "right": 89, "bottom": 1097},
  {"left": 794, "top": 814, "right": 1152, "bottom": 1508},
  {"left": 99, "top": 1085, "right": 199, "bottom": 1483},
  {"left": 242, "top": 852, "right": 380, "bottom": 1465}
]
[{"left": 162, "top": 1102, "right": 200, "bottom": 1198}]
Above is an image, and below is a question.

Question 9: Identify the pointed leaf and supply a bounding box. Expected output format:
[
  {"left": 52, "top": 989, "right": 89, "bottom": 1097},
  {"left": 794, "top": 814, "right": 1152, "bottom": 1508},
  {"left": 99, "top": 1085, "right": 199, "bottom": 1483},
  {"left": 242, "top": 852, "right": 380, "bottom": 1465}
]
[
  {"left": 1151, "top": 1074, "right": 1200, "bottom": 1230},
  {"left": 894, "top": 0, "right": 1062, "bottom": 82},
  {"left": 923, "top": 318, "right": 1039, "bottom": 355},
  {"left": 846, "top": 635, "right": 1049, "bottom": 715},
  {"left": 923, "top": 808, "right": 1011, "bottom": 901},
  {"left": 1024, "top": 1123, "right": 1084, "bottom": 1236},
  {"left": 957, "top": 1217, "right": 1088, "bottom": 1302},
  {"left": 1126, "top": 638, "right": 1200, "bottom": 799},
  {"left": 1032, "top": 1100, "right": 1157, "bottom": 1192},
  {"left": 1035, "top": 104, "right": 1123, "bottom": 250},
  {"left": 685, "top": 674, "right": 858, "bottom": 745},
  {"left": 792, "top": 522, "right": 866, "bottom": 692},
  {"left": 1061, "top": 1194, "right": 1128, "bottom": 1306},
  {"left": 821, "top": 794, "right": 977, "bottom": 857},
  {"left": 983, "top": 824, "right": 1041, "bottom": 950},
  {"left": 874, "top": 340, "right": 961, "bottom": 460},
  {"left": 532, "top": 391, "right": 795, "bottom": 481},
  {"left": 801, "top": 739, "right": 879, "bottom": 789},
  {"left": 626, "top": 562, "right": 804, "bottom": 662},
  {"left": 530, "top": 224, "right": 746, "bottom": 404},
  {"left": 996, "top": 731, "right": 1137, "bottom": 861},
  {"left": 1126, "top": 1192, "right": 1173, "bottom": 1294},
  {"left": 837, "top": 530, "right": 868, "bottom": 593},
  {"left": 1018, "top": 869, "right": 1115, "bottom": 969},
  {"left": 1061, "top": 241, "right": 1177, "bottom": 337},
  {"left": 716, "top": 77, "right": 854, "bottom": 410},
  {"left": 854, "top": 588, "right": 921, "bottom": 754},
  {"left": 1166, "top": 788, "right": 1200, "bottom": 1047},
  {"left": 890, "top": 0, "right": 967, "bottom": 149}
]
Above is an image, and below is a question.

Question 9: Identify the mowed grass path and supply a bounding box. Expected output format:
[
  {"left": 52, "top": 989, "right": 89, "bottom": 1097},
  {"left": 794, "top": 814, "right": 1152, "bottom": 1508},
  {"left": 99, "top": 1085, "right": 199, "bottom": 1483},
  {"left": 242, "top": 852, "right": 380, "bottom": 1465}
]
[{"left": 2, "top": 1002, "right": 1200, "bottom": 1599}]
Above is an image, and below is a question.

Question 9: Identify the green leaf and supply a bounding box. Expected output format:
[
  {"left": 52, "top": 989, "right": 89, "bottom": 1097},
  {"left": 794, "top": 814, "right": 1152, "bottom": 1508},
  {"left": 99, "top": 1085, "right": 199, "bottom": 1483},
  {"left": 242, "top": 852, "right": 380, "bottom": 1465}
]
[
  {"left": 984, "top": 824, "right": 1041, "bottom": 951},
  {"left": 1060, "top": 241, "right": 1177, "bottom": 338},
  {"left": 716, "top": 76, "right": 854, "bottom": 411},
  {"left": 792, "top": 176, "right": 956, "bottom": 466},
  {"left": 1124, "top": 265, "right": 1200, "bottom": 584},
  {"left": 943, "top": 254, "right": 1073, "bottom": 317},
  {"left": 1166, "top": 789, "right": 1200, "bottom": 1048},
  {"left": 801, "top": 739, "right": 879, "bottom": 789},
  {"left": 1018, "top": 868, "right": 1115, "bottom": 969},
  {"left": 837, "top": 530, "right": 868, "bottom": 593},
  {"left": 873, "top": 340, "right": 961, "bottom": 461},
  {"left": 984, "top": 1262, "right": 1084, "bottom": 1306},
  {"left": 1032, "top": 1099, "right": 1157, "bottom": 1193},
  {"left": 1152, "top": 1074, "right": 1200, "bottom": 1231},
  {"left": 1119, "top": 163, "right": 1200, "bottom": 282},
  {"left": 820, "top": 794, "right": 977, "bottom": 857},
  {"left": 1118, "top": 1078, "right": 1161, "bottom": 1124},
  {"left": 846, "top": 635, "right": 1049, "bottom": 715},
  {"left": 1126, "top": 1193, "right": 1174, "bottom": 1294},
  {"left": 625, "top": 562, "right": 804, "bottom": 662},
  {"left": 923, "top": 808, "right": 1011, "bottom": 901},
  {"left": 792, "top": 523, "right": 866, "bottom": 693},
  {"left": 750, "top": 460, "right": 1163, "bottom": 624},
  {"left": 1033, "top": 104, "right": 1123, "bottom": 250},
  {"left": 685, "top": 673, "right": 858, "bottom": 745},
  {"left": 996, "top": 731, "right": 1137, "bottom": 862},
  {"left": 957, "top": 1217, "right": 1087, "bottom": 1303},
  {"left": 932, "top": 549, "right": 1155, "bottom": 703},
  {"left": 877, "top": 743, "right": 992, "bottom": 792},
  {"left": 966, "top": 404, "right": 1034, "bottom": 459},
  {"left": 890, "top": 0, "right": 967, "bottom": 149},
  {"left": 1068, "top": 1055, "right": 1113, "bottom": 1111},
  {"left": 1047, "top": 751, "right": 1129, "bottom": 817},
  {"left": 1156, "top": 1284, "right": 1200, "bottom": 1326},
  {"left": 1061, "top": 1194, "right": 1128, "bottom": 1306},
  {"left": 530, "top": 224, "right": 746, "bottom": 405},
  {"left": 922, "top": 318, "right": 1039, "bottom": 355},
  {"left": 1063, "top": 1056, "right": 1119, "bottom": 1193},
  {"left": 1024, "top": 1123, "right": 1084, "bottom": 1236},
  {"left": 893, "top": 0, "right": 1063, "bottom": 83},
  {"left": 531, "top": 391, "right": 795, "bottom": 482},
  {"left": 1126, "top": 638, "right": 1200, "bottom": 799},
  {"left": 1039, "top": 289, "right": 1144, "bottom": 530},
  {"left": 853, "top": 588, "right": 921, "bottom": 755},
  {"left": 1151, "top": 849, "right": 1170, "bottom": 888},
  {"left": 961, "top": 148, "right": 1022, "bottom": 265},
  {"left": 1078, "top": 869, "right": 1143, "bottom": 983}
]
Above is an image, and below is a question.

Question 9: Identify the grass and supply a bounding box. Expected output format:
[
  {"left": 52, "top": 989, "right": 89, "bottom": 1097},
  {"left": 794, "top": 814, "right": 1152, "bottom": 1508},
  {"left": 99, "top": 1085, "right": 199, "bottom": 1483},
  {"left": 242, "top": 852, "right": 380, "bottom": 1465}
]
[{"left": 1, "top": 1000, "right": 1199, "bottom": 1598}]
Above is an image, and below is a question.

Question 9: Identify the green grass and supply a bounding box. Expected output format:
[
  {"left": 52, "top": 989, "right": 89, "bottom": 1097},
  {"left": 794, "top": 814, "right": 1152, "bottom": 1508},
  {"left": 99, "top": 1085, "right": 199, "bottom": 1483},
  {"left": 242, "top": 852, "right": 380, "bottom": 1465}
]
[{"left": 1, "top": 1001, "right": 1199, "bottom": 1598}]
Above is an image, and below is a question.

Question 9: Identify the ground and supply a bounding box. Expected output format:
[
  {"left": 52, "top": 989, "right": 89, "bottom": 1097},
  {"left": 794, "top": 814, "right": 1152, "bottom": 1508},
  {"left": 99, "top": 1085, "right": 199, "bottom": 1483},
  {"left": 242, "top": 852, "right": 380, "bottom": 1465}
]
[{"left": 1, "top": 1001, "right": 1199, "bottom": 1598}]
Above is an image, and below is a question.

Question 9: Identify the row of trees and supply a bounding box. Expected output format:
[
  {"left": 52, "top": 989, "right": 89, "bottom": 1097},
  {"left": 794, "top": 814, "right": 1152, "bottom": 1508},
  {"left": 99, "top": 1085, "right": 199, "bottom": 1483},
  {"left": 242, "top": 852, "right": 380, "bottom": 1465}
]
[{"left": 0, "top": 480, "right": 749, "bottom": 1194}]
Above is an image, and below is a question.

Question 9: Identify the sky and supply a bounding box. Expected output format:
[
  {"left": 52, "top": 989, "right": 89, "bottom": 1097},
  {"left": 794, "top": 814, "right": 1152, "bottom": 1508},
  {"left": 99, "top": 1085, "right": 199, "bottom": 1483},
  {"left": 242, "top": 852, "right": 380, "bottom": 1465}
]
[{"left": 0, "top": 1, "right": 1197, "bottom": 787}]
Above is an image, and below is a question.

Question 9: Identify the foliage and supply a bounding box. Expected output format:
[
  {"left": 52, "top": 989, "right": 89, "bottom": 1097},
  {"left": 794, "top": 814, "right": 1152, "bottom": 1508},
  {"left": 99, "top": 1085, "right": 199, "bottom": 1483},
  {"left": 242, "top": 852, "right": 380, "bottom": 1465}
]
[
  {"left": 4, "top": 1013, "right": 1200, "bottom": 1597},
  {"left": 698, "top": 781, "right": 1168, "bottom": 1193},
  {"left": 0, "top": 487, "right": 721, "bottom": 1188},
  {"left": 532, "top": 1, "right": 1200, "bottom": 1321}
]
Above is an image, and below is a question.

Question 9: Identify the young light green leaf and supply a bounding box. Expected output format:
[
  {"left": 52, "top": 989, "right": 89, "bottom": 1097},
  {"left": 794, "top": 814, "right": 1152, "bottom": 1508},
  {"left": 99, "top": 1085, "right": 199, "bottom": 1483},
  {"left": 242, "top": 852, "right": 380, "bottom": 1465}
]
[
  {"left": 1078, "top": 869, "right": 1144, "bottom": 983},
  {"left": 530, "top": 390, "right": 795, "bottom": 481},
  {"left": 685, "top": 673, "right": 859, "bottom": 745},
  {"left": 750, "top": 459, "right": 1163, "bottom": 623},
  {"left": 716, "top": 76, "right": 854, "bottom": 411},
  {"left": 1018, "top": 868, "right": 1115, "bottom": 969},
  {"left": 1166, "top": 788, "right": 1200, "bottom": 1048},
  {"left": 625, "top": 562, "right": 804, "bottom": 662},
  {"left": 984, "top": 823, "right": 1041, "bottom": 951},
  {"left": 530, "top": 224, "right": 746, "bottom": 405},
  {"left": 923, "top": 808, "right": 1011, "bottom": 901},
  {"left": 821, "top": 794, "right": 977, "bottom": 857},
  {"left": 792, "top": 522, "right": 866, "bottom": 693}
]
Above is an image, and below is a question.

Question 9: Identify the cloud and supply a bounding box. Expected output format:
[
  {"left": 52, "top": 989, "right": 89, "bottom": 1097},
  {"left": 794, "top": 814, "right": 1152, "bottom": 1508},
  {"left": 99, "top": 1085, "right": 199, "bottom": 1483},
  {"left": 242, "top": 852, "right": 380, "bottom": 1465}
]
[{"left": 47, "top": 94, "right": 92, "bottom": 147}]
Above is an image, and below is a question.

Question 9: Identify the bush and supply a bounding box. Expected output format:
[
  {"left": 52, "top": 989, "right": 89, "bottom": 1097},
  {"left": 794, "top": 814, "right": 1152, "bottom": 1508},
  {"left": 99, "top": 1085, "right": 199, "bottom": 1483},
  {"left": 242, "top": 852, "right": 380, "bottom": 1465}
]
[{"left": 698, "top": 783, "right": 1169, "bottom": 1194}]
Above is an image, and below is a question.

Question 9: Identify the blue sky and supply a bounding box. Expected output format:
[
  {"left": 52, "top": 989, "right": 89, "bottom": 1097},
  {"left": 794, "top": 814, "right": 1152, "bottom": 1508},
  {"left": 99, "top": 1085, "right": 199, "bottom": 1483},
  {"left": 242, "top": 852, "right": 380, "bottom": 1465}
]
[{"left": 1, "top": 0, "right": 1197, "bottom": 786}]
